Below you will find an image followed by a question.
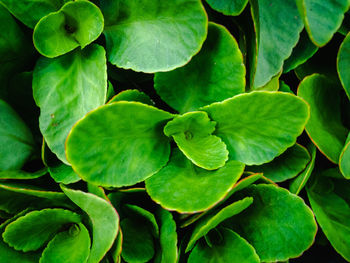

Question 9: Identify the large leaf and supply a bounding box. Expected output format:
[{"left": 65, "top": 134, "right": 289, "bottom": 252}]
[
  {"left": 0, "top": 100, "right": 35, "bottom": 170},
  {"left": 202, "top": 92, "right": 310, "bottom": 165},
  {"left": 164, "top": 111, "right": 228, "bottom": 170},
  {"left": 296, "top": 0, "right": 350, "bottom": 46},
  {"left": 186, "top": 197, "right": 253, "bottom": 253},
  {"left": 40, "top": 223, "right": 90, "bottom": 263},
  {"left": 297, "top": 74, "right": 348, "bottom": 163},
  {"left": 337, "top": 32, "right": 350, "bottom": 100},
  {"left": 61, "top": 186, "right": 119, "bottom": 263},
  {"left": 188, "top": 228, "right": 260, "bottom": 263},
  {"left": 145, "top": 149, "right": 244, "bottom": 213},
  {"left": 154, "top": 22, "right": 245, "bottom": 113},
  {"left": 248, "top": 144, "right": 310, "bottom": 182},
  {"left": 205, "top": 0, "right": 248, "bottom": 16},
  {"left": 227, "top": 184, "right": 317, "bottom": 262},
  {"left": 66, "top": 101, "right": 173, "bottom": 187},
  {"left": 250, "top": 0, "right": 303, "bottom": 88},
  {"left": 33, "top": 0, "right": 104, "bottom": 58},
  {"left": 2, "top": 208, "right": 81, "bottom": 252},
  {"left": 340, "top": 134, "right": 350, "bottom": 179},
  {"left": 33, "top": 44, "right": 107, "bottom": 164},
  {"left": 103, "top": 0, "right": 208, "bottom": 72},
  {"left": 0, "top": 0, "right": 66, "bottom": 28}
]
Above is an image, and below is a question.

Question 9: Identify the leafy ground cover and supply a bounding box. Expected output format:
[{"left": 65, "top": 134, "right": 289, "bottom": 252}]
[{"left": 0, "top": 0, "right": 349, "bottom": 262}]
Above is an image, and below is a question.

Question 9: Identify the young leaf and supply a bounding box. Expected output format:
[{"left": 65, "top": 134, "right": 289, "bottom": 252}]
[
  {"left": 61, "top": 186, "right": 120, "bottom": 263},
  {"left": 33, "top": 0, "right": 104, "bottom": 58},
  {"left": 205, "top": 0, "right": 248, "bottom": 16},
  {"left": 154, "top": 22, "right": 245, "bottom": 113},
  {"left": 164, "top": 111, "right": 228, "bottom": 170},
  {"left": 296, "top": 0, "right": 350, "bottom": 46},
  {"left": 33, "top": 44, "right": 107, "bottom": 164},
  {"left": 40, "top": 223, "right": 90, "bottom": 263},
  {"left": 339, "top": 134, "right": 350, "bottom": 179},
  {"left": 337, "top": 32, "right": 350, "bottom": 100},
  {"left": 145, "top": 149, "right": 245, "bottom": 213},
  {"left": 297, "top": 74, "right": 348, "bottom": 163},
  {"left": 0, "top": 100, "right": 35, "bottom": 170},
  {"left": 227, "top": 184, "right": 317, "bottom": 262},
  {"left": 188, "top": 228, "right": 260, "bottom": 263},
  {"left": 2, "top": 208, "right": 81, "bottom": 252},
  {"left": 66, "top": 101, "right": 173, "bottom": 187},
  {"left": 202, "top": 91, "right": 310, "bottom": 165},
  {"left": 103, "top": 0, "right": 208, "bottom": 73},
  {"left": 48, "top": 164, "right": 81, "bottom": 184}
]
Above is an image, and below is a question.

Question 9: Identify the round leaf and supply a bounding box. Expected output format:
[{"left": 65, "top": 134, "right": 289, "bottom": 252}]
[
  {"left": 154, "top": 22, "right": 245, "bottom": 112},
  {"left": 297, "top": 74, "right": 348, "bottom": 163},
  {"left": 164, "top": 111, "right": 228, "bottom": 170},
  {"left": 33, "top": 44, "right": 107, "bottom": 164},
  {"left": 202, "top": 91, "right": 310, "bottom": 165},
  {"left": 205, "top": 0, "right": 248, "bottom": 16},
  {"left": 337, "top": 32, "right": 350, "bottom": 100},
  {"left": 103, "top": 0, "right": 208, "bottom": 72},
  {"left": 66, "top": 101, "right": 173, "bottom": 187},
  {"left": 145, "top": 149, "right": 245, "bottom": 213},
  {"left": 33, "top": 0, "right": 104, "bottom": 58},
  {"left": 227, "top": 184, "right": 317, "bottom": 262}
]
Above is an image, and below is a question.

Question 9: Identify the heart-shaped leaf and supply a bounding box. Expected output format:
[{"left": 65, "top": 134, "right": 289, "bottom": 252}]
[
  {"left": 205, "top": 0, "right": 248, "bottom": 16},
  {"left": 339, "top": 134, "right": 350, "bottom": 179},
  {"left": 48, "top": 164, "right": 81, "bottom": 184},
  {"left": 154, "top": 22, "right": 245, "bottom": 113},
  {"left": 66, "top": 101, "right": 173, "bottom": 187},
  {"left": 337, "top": 32, "right": 350, "bottom": 100},
  {"left": 297, "top": 74, "right": 348, "bottom": 163},
  {"left": 3, "top": 208, "right": 81, "bottom": 252},
  {"left": 33, "top": 0, "right": 104, "bottom": 58},
  {"left": 145, "top": 149, "right": 244, "bottom": 213},
  {"left": 202, "top": 91, "right": 310, "bottom": 165},
  {"left": 226, "top": 184, "right": 317, "bottom": 262},
  {"left": 33, "top": 44, "right": 107, "bottom": 164},
  {"left": 103, "top": 0, "right": 208, "bottom": 72},
  {"left": 164, "top": 111, "right": 228, "bottom": 170},
  {"left": 40, "top": 223, "right": 90, "bottom": 263},
  {"left": 61, "top": 186, "right": 119, "bottom": 263}
]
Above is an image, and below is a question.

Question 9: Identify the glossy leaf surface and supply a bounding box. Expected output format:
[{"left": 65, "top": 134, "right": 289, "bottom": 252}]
[
  {"left": 337, "top": 32, "right": 350, "bottom": 100},
  {"left": 206, "top": 0, "right": 248, "bottom": 16}
]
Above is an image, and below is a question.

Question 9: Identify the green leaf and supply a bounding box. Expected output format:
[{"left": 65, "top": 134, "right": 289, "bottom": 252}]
[
  {"left": 61, "top": 186, "right": 119, "bottom": 263},
  {"left": 186, "top": 197, "right": 253, "bottom": 253},
  {"left": 340, "top": 134, "right": 350, "bottom": 179},
  {"left": 279, "top": 81, "right": 294, "bottom": 94},
  {"left": 111, "top": 229, "right": 123, "bottom": 263},
  {"left": 250, "top": 0, "right": 303, "bottom": 88},
  {"left": 202, "top": 91, "right": 310, "bottom": 165},
  {"left": 164, "top": 111, "right": 228, "bottom": 170},
  {"left": 188, "top": 228, "right": 260, "bottom": 263},
  {"left": 297, "top": 74, "right": 348, "bottom": 163},
  {"left": 307, "top": 174, "right": 350, "bottom": 261},
  {"left": 205, "top": 0, "right": 248, "bottom": 16},
  {"left": 145, "top": 149, "right": 244, "bottom": 213},
  {"left": 296, "top": 0, "right": 350, "bottom": 46},
  {"left": 290, "top": 143, "right": 316, "bottom": 194},
  {"left": 3, "top": 208, "right": 81, "bottom": 252},
  {"left": 154, "top": 22, "right": 245, "bottom": 113},
  {"left": 0, "top": 99, "right": 35, "bottom": 170},
  {"left": 121, "top": 217, "right": 155, "bottom": 263},
  {"left": 227, "top": 184, "right": 317, "bottom": 262},
  {"left": 66, "top": 101, "right": 173, "bottom": 187},
  {"left": 337, "top": 32, "right": 350, "bottom": 100},
  {"left": 103, "top": 0, "right": 208, "bottom": 73},
  {"left": 33, "top": 44, "right": 107, "bottom": 164},
  {"left": 33, "top": 0, "right": 104, "bottom": 58},
  {"left": 48, "top": 164, "right": 81, "bottom": 184},
  {"left": 248, "top": 144, "right": 310, "bottom": 182},
  {"left": 0, "top": 0, "right": 66, "bottom": 28},
  {"left": 0, "top": 168, "right": 47, "bottom": 180},
  {"left": 40, "top": 223, "right": 90, "bottom": 263},
  {"left": 253, "top": 70, "right": 281, "bottom": 92},
  {"left": 108, "top": 89, "right": 153, "bottom": 105}
]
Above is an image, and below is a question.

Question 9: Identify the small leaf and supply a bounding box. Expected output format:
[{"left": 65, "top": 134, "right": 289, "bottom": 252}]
[
  {"left": 66, "top": 102, "right": 173, "bottom": 187},
  {"left": 40, "top": 223, "right": 90, "bottom": 263},
  {"left": 108, "top": 89, "right": 153, "bottom": 105},
  {"left": 339, "top": 134, "right": 350, "bottom": 179},
  {"left": 48, "top": 164, "right": 80, "bottom": 184},
  {"left": 154, "top": 22, "right": 245, "bottom": 113},
  {"left": 61, "top": 186, "right": 119, "bottom": 263},
  {"left": 337, "top": 32, "right": 350, "bottom": 100},
  {"left": 0, "top": 168, "right": 47, "bottom": 180},
  {"left": 205, "top": 0, "right": 248, "bottom": 16},
  {"left": 3, "top": 208, "right": 81, "bottom": 252},
  {"left": 202, "top": 91, "right": 310, "bottom": 165},
  {"left": 164, "top": 111, "right": 228, "bottom": 170},
  {"left": 188, "top": 228, "right": 260, "bottom": 263},
  {"left": 145, "top": 149, "right": 244, "bottom": 213},
  {"left": 33, "top": 0, "right": 104, "bottom": 58}
]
